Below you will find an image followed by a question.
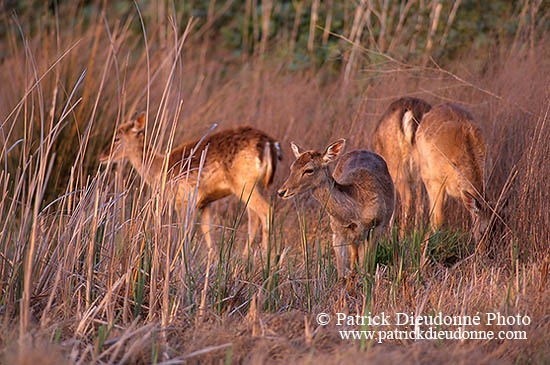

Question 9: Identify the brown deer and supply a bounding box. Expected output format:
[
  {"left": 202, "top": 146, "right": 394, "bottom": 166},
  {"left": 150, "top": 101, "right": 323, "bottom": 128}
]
[
  {"left": 277, "top": 140, "right": 394, "bottom": 278},
  {"left": 373, "top": 97, "right": 432, "bottom": 230},
  {"left": 99, "top": 114, "right": 282, "bottom": 255},
  {"left": 414, "top": 103, "right": 490, "bottom": 239}
]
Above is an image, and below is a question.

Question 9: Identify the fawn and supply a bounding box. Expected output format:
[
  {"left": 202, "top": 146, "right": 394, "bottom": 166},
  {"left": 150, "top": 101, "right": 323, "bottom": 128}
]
[
  {"left": 414, "top": 103, "right": 490, "bottom": 239},
  {"left": 100, "top": 114, "right": 282, "bottom": 255},
  {"left": 373, "top": 97, "right": 432, "bottom": 230},
  {"left": 277, "top": 139, "right": 394, "bottom": 278}
]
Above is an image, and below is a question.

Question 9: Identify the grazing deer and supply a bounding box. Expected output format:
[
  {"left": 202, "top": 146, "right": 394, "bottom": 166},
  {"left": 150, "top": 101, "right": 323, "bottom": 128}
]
[
  {"left": 99, "top": 114, "right": 282, "bottom": 255},
  {"left": 277, "top": 140, "right": 394, "bottom": 278},
  {"left": 414, "top": 103, "right": 490, "bottom": 239},
  {"left": 373, "top": 97, "right": 432, "bottom": 230}
]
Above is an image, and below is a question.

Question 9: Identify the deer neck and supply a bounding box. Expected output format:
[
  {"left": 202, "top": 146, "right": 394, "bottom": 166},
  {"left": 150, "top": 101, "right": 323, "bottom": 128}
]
[
  {"left": 127, "top": 144, "right": 165, "bottom": 187},
  {"left": 311, "top": 168, "right": 357, "bottom": 224}
]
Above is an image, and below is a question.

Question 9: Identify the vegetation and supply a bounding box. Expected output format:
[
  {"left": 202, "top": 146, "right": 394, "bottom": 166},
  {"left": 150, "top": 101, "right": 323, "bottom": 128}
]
[{"left": 0, "top": 0, "right": 549, "bottom": 363}]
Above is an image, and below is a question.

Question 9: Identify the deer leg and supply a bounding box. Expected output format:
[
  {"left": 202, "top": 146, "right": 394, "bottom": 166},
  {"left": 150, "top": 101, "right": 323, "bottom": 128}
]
[
  {"left": 414, "top": 179, "right": 424, "bottom": 227},
  {"left": 244, "top": 207, "right": 260, "bottom": 255},
  {"left": 199, "top": 205, "right": 214, "bottom": 320},
  {"left": 200, "top": 204, "right": 214, "bottom": 257},
  {"left": 399, "top": 179, "right": 412, "bottom": 233},
  {"left": 426, "top": 181, "right": 445, "bottom": 231},
  {"left": 332, "top": 233, "right": 347, "bottom": 279},
  {"left": 348, "top": 243, "right": 359, "bottom": 273},
  {"left": 246, "top": 190, "right": 271, "bottom": 253},
  {"left": 247, "top": 207, "right": 260, "bottom": 245},
  {"left": 370, "top": 225, "right": 383, "bottom": 256}
]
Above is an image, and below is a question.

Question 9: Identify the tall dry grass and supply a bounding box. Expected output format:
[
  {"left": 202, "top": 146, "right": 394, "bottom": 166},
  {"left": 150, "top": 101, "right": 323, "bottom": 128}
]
[{"left": 0, "top": 1, "right": 549, "bottom": 364}]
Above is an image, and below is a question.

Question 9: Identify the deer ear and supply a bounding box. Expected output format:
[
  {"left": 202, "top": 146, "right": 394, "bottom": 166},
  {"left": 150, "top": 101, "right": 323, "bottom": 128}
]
[
  {"left": 322, "top": 139, "right": 346, "bottom": 163},
  {"left": 462, "top": 190, "right": 482, "bottom": 213},
  {"left": 132, "top": 114, "right": 146, "bottom": 133},
  {"left": 402, "top": 110, "right": 416, "bottom": 144},
  {"left": 291, "top": 142, "right": 303, "bottom": 159}
]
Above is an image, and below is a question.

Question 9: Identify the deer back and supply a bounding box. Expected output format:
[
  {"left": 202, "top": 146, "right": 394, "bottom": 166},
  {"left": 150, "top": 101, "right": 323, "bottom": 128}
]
[
  {"left": 169, "top": 126, "right": 281, "bottom": 208},
  {"left": 333, "top": 150, "right": 395, "bottom": 225}
]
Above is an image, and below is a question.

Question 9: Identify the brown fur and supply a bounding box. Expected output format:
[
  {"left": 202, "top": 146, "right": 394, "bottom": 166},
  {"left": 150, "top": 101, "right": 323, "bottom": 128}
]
[
  {"left": 278, "top": 140, "right": 394, "bottom": 278},
  {"left": 414, "top": 103, "right": 489, "bottom": 239},
  {"left": 373, "top": 97, "right": 432, "bottom": 230},
  {"left": 100, "top": 114, "right": 281, "bottom": 254},
  {"left": 167, "top": 126, "right": 280, "bottom": 187}
]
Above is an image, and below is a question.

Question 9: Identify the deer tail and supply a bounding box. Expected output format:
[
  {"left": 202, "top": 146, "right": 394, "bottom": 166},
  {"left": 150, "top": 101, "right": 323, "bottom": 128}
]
[{"left": 262, "top": 141, "right": 281, "bottom": 188}]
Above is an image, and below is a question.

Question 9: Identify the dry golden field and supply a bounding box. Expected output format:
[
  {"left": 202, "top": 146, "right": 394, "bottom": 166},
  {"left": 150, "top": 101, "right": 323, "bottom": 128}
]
[{"left": 0, "top": 1, "right": 549, "bottom": 364}]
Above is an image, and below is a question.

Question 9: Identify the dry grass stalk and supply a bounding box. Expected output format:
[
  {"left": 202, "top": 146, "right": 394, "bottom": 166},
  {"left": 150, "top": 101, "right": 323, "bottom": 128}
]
[
  {"left": 322, "top": 0, "right": 334, "bottom": 45},
  {"left": 308, "top": 0, "right": 320, "bottom": 52},
  {"left": 260, "top": 0, "right": 273, "bottom": 59},
  {"left": 423, "top": 0, "right": 442, "bottom": 66},
  {"left": 290, "top": 0, "right": 304, "bottom": 54},
  {"left": 441, "top": 0, "right": 462, "bottom": 47}
]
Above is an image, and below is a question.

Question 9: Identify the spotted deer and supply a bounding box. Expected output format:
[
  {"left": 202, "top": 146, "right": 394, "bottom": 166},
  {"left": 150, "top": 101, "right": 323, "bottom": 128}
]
[
  {"left": 373, "top": 97, "right": 432, "bottom": 230},
  {"left": 99, "top": 114, "right": 282, "bottom": 255},
  {"left": 414, "top": 103, "right": 490, "bottom": 239},
  {"left": 277, "top": 140, "right": 394, "bottom": 278}
]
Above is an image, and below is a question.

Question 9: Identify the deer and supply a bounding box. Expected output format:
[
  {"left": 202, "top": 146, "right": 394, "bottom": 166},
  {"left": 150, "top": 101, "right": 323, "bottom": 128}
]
[
  {"left": 373, "top": 97, "right": 432, "bottom": 231},
  {"left": 99, "top": 114, "right": 282, "bottom": 256},
  {"left": 277, "top": 139, "right": 394, "bottom": 279},
  {"left": 414, "top": 103, "right": 491, "bottom": 240}
]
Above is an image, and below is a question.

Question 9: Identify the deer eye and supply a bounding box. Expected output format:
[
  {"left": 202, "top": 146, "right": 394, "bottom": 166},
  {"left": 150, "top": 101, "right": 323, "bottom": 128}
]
[
  {"left": 114, "top": 136, "right": 120, "bottom": 142},
  {"left": 303, "top": 168, "right": 314, "bottom": 176}
]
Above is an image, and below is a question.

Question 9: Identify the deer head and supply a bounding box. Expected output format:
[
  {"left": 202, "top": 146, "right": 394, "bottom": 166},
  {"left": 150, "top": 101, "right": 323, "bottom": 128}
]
[
  {"left": 100, "top": 114, "right": 146, "bottom": 163},
  {"left": 278, "top": 139, "right": 345, "bottom": 199},
  {"left": 463, "top": 190, "right": 494, "bottom": 241}
]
